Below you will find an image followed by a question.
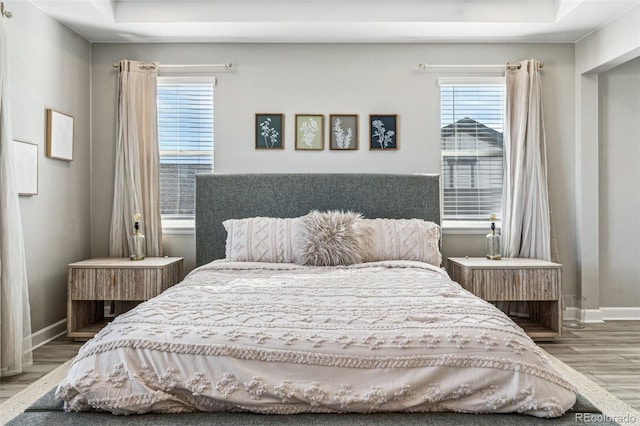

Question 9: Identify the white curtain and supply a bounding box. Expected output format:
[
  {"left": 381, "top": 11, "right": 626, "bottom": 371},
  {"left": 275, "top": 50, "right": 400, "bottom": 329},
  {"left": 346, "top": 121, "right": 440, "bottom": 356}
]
[
  {"left": 0, "top": 14, "right": 33, "bottom": 377},
  {"left": 501, "top": 59, "right": 557, "bottom": 262},
  {"left": 109, "top": 60, "right": 163, "bottom": 258}
]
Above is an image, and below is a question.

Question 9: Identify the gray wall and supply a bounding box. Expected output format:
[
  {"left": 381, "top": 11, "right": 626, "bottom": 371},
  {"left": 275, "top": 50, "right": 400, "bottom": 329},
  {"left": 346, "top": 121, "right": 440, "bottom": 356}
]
[
  {"left": 7, "top": 2, "right": 92, "bottom": 334},
  {"left": 4, "top": 1, "right": 637, "bottom": 341},
  {"left": 90, "top": 43, "right": 578, "bottom": 295},
  {"left": 598, "top": 57, "right": 640, "bottom": 307}
]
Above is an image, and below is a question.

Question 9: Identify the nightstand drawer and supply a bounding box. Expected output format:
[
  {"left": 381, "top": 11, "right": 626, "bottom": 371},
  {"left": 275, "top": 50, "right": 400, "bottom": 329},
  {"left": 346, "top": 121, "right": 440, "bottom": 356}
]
[
  {"left": 70, "top": 268, "right": 162, "bottom": 300},
  {"left": 472, "top": 268, "right": 559, "bottom": 301}
]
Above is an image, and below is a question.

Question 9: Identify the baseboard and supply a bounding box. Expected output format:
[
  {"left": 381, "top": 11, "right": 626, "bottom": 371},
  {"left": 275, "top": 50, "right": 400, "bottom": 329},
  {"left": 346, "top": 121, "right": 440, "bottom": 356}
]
[
  {"left": 29, "top": 319, "right": 67, "bottom": 351},
  {"left": 585, "top": 309, "right": 604, "bottom": 323},
  {"left": 600, "top": 307, "right": 640, "bottom": 321},
  {"left": 584, "top": 307, "right": 640, "bottom": 323}
]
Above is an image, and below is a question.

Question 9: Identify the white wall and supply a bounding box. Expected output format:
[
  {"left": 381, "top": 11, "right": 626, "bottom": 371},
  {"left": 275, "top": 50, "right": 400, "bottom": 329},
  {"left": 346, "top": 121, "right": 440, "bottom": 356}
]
[
  {"left": 6, "top": 2, "right": 92, "bottom": 333},
  {"left": 598, "top": 57, "right": 640, "bottom": 308},
  {"left": 575, "top": 4, "right": 640, "bottom": 313},
  {"left": 575, "top": 4, "right": 640, "bottom": 75},
  {"left": 91, "top": 43, "right": 578, "bottom": 296}
]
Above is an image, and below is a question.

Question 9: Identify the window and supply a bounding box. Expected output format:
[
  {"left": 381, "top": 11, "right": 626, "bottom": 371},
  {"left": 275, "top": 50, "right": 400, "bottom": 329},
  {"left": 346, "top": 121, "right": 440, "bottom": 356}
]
[
  {"left": 157, "top": 77, "right": 214, "bottom": 229},
  {"left": 439, "top": 77, "right": 505, "bottom": 226}
]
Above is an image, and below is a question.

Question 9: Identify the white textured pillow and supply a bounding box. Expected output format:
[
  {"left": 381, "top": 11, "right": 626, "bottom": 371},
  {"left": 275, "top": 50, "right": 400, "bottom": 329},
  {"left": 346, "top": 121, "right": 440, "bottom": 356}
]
[
  {"left": 298, "top": 210, "right": 364, "bottom": 266},
  {"left": 223, "top": 217, "right": 301, "bottom": 263},
  {"left": 360, "top": 218, "right": 442, "bottom": 266}
]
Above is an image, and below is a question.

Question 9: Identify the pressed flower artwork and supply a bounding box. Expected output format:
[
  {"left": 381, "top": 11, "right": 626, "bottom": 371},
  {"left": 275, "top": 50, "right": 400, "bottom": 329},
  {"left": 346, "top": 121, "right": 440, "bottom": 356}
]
[
  {"left": 369, "top": 114, "right": 398, "bottom": 150},
  {"left": 295, "top": 114, "right": 324, "bottom": 150},
  {"left": 330, "top": 114, "right": 358, "bottom": 150},
  {"left": 255, "top": 114, "right": 284, "bottom": 149}
]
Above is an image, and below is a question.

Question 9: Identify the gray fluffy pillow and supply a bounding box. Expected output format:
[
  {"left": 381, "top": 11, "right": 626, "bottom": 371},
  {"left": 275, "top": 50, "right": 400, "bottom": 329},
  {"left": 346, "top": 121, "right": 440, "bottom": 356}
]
[{"left": 298, "top": 210, "right": 364, "bottom": 266}]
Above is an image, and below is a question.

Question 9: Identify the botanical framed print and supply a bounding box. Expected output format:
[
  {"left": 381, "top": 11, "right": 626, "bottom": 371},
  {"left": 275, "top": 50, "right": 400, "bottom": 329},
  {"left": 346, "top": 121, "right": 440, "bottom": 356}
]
[
  {"left": 255, "top": 113, "right": 284, "bottom": 149},
  {"left": 329, "top": 114, "right": 358, "bottom": 150},
  {"left": 295, "top": 114, "right": 324, "bottom": 150},
  {"left": 13, "top": 140, "right": 38, "bottom": 195},
  {"left": 369, "top": 114, "right": 398, "bottom": 150},
  {"left": 46, "top": 109, "right": 74, "bottom": 161}
]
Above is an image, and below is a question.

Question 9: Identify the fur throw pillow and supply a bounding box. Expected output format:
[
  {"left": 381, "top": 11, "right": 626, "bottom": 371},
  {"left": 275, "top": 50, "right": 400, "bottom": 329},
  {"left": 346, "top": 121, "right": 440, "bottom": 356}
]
[{"left": 298, "top": 210, "right": 364, "bottom": 266}]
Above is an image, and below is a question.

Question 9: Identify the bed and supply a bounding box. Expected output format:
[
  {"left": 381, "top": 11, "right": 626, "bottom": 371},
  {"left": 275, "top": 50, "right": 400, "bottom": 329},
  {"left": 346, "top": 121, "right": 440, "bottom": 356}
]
[{"left": 55, "top": 173, "right": 576, "bottom": 418}]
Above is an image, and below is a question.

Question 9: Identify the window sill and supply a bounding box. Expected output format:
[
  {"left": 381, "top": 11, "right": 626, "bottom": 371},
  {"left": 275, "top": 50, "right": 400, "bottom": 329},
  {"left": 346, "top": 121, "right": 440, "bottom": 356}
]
[
  {"left": 162, "top": 220, "right": 195, "bottom": 235},
  {"left": 442, "top": 220, "right": 500, "bottom": 235}
]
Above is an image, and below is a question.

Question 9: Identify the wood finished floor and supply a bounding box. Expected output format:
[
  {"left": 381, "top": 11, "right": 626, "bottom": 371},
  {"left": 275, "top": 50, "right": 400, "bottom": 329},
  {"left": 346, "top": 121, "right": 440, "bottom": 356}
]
[
  {"left": 539, "top": 320, "right": 640, "bottom": 411},
  {"left": 1, "top": 321, "right": 639, "bottom": 411},
  {"left": 0, "top": 337, "right": 83, "bottom": 404}
]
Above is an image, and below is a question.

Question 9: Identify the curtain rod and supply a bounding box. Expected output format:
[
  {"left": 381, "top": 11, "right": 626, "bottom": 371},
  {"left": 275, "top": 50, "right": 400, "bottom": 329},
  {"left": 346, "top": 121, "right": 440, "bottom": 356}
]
[
  {"left": 418, "top": 62, "right": 543, "bottom": 71},
  {"left": 112, "top": 62, "right": 232, "bottom": 71},
  {"left": 1, "top": 2, "right": 13, "bottom": 18}
]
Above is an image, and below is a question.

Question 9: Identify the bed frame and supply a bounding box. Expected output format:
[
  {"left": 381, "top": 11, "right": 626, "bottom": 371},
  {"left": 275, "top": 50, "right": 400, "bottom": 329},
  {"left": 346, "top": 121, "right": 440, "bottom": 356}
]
[
  {"left": 9, "top": 173, "right": 607, "bottom": 424},
  {"left": 195, "top": 173, "right": 441, "bottom": 266}
]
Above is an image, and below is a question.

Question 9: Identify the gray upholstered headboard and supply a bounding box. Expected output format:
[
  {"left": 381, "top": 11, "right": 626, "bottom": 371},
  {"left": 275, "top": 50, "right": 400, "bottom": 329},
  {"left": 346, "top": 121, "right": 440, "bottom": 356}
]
[{"left": 195, "top": 173, "right": 441, "bottom": 266}]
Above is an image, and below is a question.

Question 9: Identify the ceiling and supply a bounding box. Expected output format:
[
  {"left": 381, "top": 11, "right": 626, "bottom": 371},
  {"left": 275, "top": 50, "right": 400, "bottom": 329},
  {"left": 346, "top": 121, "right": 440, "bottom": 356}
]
[{"left": 27, "top": 0, "right": 640, "bottom": 43}]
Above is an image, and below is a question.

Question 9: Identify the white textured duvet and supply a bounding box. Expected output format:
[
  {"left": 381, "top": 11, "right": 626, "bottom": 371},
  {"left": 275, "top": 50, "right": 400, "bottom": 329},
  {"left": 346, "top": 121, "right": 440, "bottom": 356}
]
[{"left": 56, "top": 260, "right": 576, "bottom": 417}]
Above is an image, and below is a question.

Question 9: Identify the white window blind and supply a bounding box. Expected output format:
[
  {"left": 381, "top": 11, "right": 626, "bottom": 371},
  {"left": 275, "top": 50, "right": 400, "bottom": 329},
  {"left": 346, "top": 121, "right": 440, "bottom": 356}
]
[
  {"left": 157, "top": 77, "right": 214, "bottom": 224},
  {"left": 439, "top": 77, "right": 505, "bottom": 223}
]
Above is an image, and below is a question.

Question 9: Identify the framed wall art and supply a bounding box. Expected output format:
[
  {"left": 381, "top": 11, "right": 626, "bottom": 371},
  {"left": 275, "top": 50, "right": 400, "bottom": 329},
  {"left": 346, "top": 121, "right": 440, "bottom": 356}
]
[
  {"left": 13, "top": 140, "right": 38, "bottom": 195},
  {"left": 255, "top": 113, "right": 284, "bottom": 149},
  {"left": 369, "top": 114, "right": 398, "bottom": 150},
  {"left": 46, "top": 109, "right": 74, "bottom": 161},
  {"left": 295, "top": 114, "right": 324, "bottom": 150},
  {"left": 329, "top": 114, "right": 358, "bottom": 150}
]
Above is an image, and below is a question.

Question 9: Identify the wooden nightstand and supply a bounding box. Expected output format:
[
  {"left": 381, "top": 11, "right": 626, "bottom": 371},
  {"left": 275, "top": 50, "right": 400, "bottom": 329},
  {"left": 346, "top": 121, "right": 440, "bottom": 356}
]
[
  {"left": 67, "top": 257, "right": 183, "bottom": 340},
  {"left": 447, "top": 257, "right": 562, "bottom": 341}
]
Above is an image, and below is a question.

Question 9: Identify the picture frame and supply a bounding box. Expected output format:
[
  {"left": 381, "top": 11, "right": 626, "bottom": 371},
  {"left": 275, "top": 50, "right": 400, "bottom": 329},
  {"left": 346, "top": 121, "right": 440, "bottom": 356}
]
[
  {"left": 13, "top": 140, "right": 38, "bottom": 195},
  {"left": 295, "top": 114, "right": 324, "bottom": 150},
  {"left": 329, "top": 114, "right": 358, "bottom": 150},
  {"left": 46, "top": 109, "right": 74, "bottom": 161},
  {"left": 255, "top": 113, "right": 284, "bottom": 149},
  {"left": 369, "top": 114, "right": 398, "bottom": 150}
]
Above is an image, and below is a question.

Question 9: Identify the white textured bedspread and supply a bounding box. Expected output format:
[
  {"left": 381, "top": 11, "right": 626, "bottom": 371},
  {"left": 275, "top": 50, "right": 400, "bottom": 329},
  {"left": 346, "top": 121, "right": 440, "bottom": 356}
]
[{"left": 57, "top": 260, "right": 576, "bottom": 417}]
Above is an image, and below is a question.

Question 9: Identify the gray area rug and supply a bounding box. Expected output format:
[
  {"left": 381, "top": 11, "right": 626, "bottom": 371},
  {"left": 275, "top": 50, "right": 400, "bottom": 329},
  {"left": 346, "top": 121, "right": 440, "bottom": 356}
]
[{"left": 4, "top": 388, "right": 618, "bottom": 425}]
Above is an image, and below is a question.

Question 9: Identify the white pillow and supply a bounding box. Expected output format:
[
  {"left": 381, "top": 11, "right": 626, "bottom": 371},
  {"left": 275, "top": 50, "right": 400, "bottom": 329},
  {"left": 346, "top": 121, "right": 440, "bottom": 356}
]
[
  {"left": 360, "top": 218, "right": 442, "bottom": 266},
  {"left": 223, "top": 217, "right": 301, "bottom": 263},
  {"left": 297, "top": 210, "right": 364, "bottom": 266}
]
